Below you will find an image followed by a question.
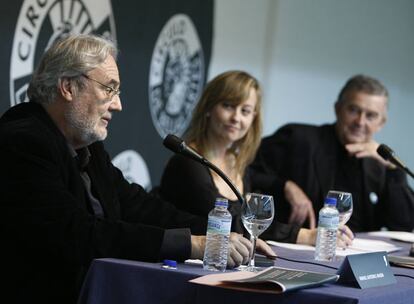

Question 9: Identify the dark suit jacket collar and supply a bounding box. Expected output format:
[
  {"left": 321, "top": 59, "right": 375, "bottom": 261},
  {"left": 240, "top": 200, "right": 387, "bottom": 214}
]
[
  {"left": 3, "top": 102, "right": 77, "bottom": 171},
  {"left": 20, "top": 102, "right": 93, "bottom": 171},
  {"left": 7, "top": 102, "right": 113, "bottom": 216},
  {"left": 2, "top": 101, "right": 68, "bottom": 144}
]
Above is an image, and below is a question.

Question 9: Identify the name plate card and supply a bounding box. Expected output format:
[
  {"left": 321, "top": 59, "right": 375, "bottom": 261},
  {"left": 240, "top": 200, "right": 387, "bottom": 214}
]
[{"left": 337, "top": 251, "right": 396, "bottom": 289}]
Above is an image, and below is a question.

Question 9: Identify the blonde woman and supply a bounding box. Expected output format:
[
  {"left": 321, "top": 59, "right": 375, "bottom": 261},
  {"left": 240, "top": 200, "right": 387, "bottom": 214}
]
[{"left": 159, "top": 71, "right": 353, "bottom": 246}]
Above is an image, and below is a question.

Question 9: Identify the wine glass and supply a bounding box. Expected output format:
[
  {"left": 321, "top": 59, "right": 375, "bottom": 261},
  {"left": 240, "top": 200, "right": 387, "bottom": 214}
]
[
  {"left": 241, "top": 193, "right": 275, "bottom": 272},
  {"left": 326, "top": 190, "right": 353, "bottom": 226}
]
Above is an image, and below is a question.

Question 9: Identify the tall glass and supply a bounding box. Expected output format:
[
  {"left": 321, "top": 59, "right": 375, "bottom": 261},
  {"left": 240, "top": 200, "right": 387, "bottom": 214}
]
[
  {"left": 326, "top": 190, "right": 353, "bottom": 226},
  {"left": 241, "top": 193, "right": 275, "bottom": 272}
]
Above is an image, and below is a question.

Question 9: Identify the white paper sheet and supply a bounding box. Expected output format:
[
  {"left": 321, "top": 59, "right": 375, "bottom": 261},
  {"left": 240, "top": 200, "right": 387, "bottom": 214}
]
[
  {"left": 367, "top": 231, "right": 414, "bottom": 243},
  {"left": 267, "top": 238, "right": 401, "bottom": 256},
  {"left": 335, "top": 238, "right": 401, "bottom": 256}
]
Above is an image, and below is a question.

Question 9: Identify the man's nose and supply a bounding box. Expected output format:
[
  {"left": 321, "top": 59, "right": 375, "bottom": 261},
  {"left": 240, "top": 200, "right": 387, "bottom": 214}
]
[
  {"left": 110, "top": 95, "right": 122, "bottom": 112},
  {"left": 355, "top": 112, "right": 367, "bottom": 125}
]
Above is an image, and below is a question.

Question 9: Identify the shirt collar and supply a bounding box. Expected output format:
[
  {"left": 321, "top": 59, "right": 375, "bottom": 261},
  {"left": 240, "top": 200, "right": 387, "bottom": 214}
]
[{"left": 67, "top": 144, "right": 91, "bottom": 171}]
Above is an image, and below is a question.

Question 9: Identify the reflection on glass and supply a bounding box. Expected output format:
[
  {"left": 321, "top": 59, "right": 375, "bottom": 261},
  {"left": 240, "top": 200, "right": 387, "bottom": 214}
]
[
  {"left": 241, "top": 193, "right": 274, "bottom": 272},
  {"left": 326, "top": 190, "right": 353, "bottom": 226}
]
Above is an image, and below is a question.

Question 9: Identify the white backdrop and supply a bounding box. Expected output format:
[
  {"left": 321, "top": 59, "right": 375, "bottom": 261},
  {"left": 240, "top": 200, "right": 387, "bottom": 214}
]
[{"left": 209, "top": 0, "right": 414, "bottom": 185}]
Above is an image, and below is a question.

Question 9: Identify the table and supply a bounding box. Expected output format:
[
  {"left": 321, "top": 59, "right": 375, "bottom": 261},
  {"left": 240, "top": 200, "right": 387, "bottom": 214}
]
[{"left": 78, "top": 235, "right": 414, "bottom": 304}]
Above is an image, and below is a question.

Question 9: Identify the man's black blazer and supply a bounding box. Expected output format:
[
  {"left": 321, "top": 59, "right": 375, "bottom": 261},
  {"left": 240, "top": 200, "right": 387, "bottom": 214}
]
[
  {"left": 251, "top": 123, "right": 414, "bottom": 232},
  {"left": 0, "top": 102, "right": 205, "bottom": 304}
]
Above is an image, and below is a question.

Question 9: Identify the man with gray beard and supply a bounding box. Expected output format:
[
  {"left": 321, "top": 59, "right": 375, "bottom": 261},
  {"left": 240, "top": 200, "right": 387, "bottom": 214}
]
[{"left": 0, "top": 34, "right": 266, "bottom": 304}]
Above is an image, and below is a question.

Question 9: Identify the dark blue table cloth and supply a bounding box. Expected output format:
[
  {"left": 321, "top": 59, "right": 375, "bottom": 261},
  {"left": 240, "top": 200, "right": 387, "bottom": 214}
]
[{"left": 78, "top": 235, "right": 414, "bottom": 304}]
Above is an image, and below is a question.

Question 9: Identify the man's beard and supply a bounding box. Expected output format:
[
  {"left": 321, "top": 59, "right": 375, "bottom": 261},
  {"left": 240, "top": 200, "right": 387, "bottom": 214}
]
[{"left": 65, "top": 105, "right": 106, "bottom": 147}]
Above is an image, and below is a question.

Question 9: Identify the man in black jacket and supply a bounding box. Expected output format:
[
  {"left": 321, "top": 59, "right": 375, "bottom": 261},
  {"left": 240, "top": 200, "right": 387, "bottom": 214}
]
[
  {"left": 252, "top": 75, "right": 414, "bottom": 232},
  {"left": 0, "top": 34, "right": 260, "bottom": 304}
]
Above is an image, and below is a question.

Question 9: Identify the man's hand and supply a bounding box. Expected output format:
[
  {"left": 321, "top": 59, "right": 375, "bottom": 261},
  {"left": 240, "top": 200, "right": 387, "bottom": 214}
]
[
  {"left": 190, "top": 235, "right": 206, "bottom": 260},
  {"left": 284, "top": 180, "right": 316, "bottom": 228},
  {"left": 337, "top": 225, "right": 354, "bottom": 248},
  {"left": 191, "top": 233, "right": 252, "bottom": 268},
  {"left": 227, "top": 233, "right": 252, "bottom": 268},
  {"left": 229, "top": 236, "right": 277, "bottom": 268},
  {"left": 296, "top": 228, "right": 317, "bottom": 245},
  {"left": 295, "top": 225, "right": 354, "bottom": 247},
  {"left": 345, "top": 141, "right": 396, "bottom": 169},
  {"left": 256, "top": 238, "right": 277, "bottom": 258}
]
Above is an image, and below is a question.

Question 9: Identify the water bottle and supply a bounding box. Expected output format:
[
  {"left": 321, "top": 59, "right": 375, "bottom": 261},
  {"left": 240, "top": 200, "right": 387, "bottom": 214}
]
[
  {"left": 314, "top": 197, "right": 339, "bottom": 261},
  {"left": 203, "top": 198, "right": 232, "bottom": 271}
]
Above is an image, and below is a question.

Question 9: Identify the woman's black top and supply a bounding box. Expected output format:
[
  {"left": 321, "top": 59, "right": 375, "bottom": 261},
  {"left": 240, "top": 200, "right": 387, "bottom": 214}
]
[{"left": 158, "top": 154, "right": 300, "bottom": 243}]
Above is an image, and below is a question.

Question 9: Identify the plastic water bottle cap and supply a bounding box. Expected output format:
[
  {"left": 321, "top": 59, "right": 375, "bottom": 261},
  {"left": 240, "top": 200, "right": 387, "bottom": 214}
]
[
  {"left": 215, "top": 198, "right": 228, "bottom": 207},
  {"left": 324, "top": 197, "right": 337, "bottom": 206}
]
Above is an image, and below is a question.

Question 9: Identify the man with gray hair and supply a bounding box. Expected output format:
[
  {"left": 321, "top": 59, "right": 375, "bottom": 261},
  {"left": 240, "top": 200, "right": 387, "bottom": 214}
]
[
  {"left": 0, "top": 34, "right": 267, "bottom": 304},
  {"left": 252, "top": 75, "right": 414, "bottom": 233}
]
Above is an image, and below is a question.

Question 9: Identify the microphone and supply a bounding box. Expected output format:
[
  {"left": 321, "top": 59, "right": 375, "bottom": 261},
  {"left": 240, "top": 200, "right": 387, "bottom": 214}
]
[
  {"left": 163, "top": 133, "right": 205, "bottom": 163},
  {"left": 377, "top": 144, "right": 414, "bottom": 179},
  {"left": 163, "top": 134, "right": 245, "bottom": 205}
]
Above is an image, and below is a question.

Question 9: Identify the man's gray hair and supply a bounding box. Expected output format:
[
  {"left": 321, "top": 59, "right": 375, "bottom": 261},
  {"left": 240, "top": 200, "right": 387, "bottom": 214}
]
[
  {"left": 27, "top": 34, "right": 118, "bottom": 104},
  {"left": 336, "top": 74, "right": 389, "bottom": 105}
]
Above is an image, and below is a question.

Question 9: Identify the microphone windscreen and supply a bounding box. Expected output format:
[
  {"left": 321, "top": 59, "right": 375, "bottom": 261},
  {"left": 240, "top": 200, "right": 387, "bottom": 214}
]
[
  {"left": 163, "top": 134, "right": 184, "bottom": 153},
  {"left": 377, "top": 144, "right": 393, "bottom": 160}
]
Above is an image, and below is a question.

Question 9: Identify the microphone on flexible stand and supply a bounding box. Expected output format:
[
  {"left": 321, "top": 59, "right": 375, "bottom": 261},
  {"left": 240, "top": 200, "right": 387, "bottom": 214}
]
[
  {"left": 377, "top": 144, "right": 414, "bottom": 179},
  {"left": 163, "top": 134, "right": 245, "bottom": 205},
  {"left": 377, "top": 144, "right": 414, "bottom": 257}
]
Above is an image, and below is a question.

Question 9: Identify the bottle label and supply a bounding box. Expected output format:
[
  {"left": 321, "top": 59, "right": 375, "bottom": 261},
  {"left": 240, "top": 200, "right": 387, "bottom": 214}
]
[
  {"left": 207, "top": 216, "right": 232, "bottom": 235},
  {"left": 318, "top": 214, "right": 339, "bottom": 229}
]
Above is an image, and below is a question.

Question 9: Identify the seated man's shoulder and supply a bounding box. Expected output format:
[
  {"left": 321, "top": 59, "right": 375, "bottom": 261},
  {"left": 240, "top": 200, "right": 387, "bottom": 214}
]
[
  {"left": 0, "top": 116, "right": 42, "bottom": 141},
  {"left": 281, "top": 122, "right": 330, "bottom": 133},
  {"left": 260, "top": 123, "right": 335, "bottom": 155},
  {"left": 0, "top": 105, "right": 61, "bottom": 153},
  {"left": 265, "top": 123, "right": 329, "bottom": 141}
]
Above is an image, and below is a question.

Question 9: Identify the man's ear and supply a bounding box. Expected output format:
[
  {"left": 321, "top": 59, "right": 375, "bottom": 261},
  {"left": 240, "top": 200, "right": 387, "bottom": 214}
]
[{"left": 58, "top": 78, "right": 74, "bottom": 101}]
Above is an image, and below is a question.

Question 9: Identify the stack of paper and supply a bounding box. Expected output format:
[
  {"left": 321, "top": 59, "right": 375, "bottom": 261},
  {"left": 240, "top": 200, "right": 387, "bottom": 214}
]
[
  {"left": 367, "top": 231, "right": 414, "bottom": 243},
  {"left": 335, "top": 238, "right": 401, "bottom": 256},
  {"left": 266, "top": 238, "right": 401, "bottom": 256}
]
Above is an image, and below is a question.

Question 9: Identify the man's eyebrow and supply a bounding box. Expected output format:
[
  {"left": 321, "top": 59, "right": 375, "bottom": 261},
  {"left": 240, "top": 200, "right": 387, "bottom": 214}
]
[{"left": 107, "top": 79, "right": 120, "bottom": 87}]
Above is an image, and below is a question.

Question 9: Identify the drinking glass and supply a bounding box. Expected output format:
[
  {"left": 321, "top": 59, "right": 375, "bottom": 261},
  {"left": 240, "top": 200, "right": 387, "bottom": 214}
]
[
  {"left": 326, "top": 190, "right": 353, "bottom": 226},
  {"left": 241, "top": 193, "right": 275, "bottom": 272}
]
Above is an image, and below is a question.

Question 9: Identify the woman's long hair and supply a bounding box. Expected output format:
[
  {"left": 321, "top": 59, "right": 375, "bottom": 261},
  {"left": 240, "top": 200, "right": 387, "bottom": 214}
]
[{"left": 185, "top": 70, "right": 262, "bottom": 177}]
